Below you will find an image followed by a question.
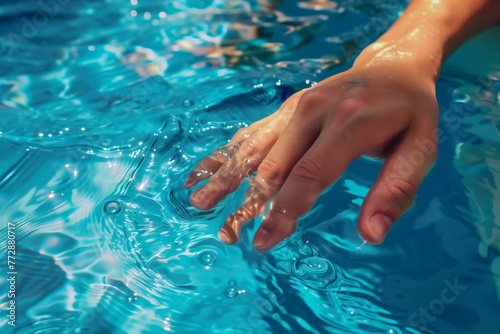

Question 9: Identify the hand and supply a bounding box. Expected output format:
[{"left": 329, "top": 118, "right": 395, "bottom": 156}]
[{"left": 185, "top": 64, "right": 439, "bottom": 252}]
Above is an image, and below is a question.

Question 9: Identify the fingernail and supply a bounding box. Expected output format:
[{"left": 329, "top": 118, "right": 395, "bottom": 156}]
[
  {"left": 218, "top": 227, "right": 237, "bottom": 244},
  {"left": 218, "top": 229, "right": 230, "bottom": 244},
  {"left": 369, "top": 213, "right": 392, "bottom": 244},
  {"left": 184, "top": 174, "right": 195, "bottom": 188},
  {"left": 191, "top": 188, "right": 208, "bottom": 207},
  {"left": 253, "top": 227, "right": 270, "bottom": 252}
]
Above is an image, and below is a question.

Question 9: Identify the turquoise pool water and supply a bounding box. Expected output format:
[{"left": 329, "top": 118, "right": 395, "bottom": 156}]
[{"left": 1, "top": 0, "right": 500, "bottom": 333}]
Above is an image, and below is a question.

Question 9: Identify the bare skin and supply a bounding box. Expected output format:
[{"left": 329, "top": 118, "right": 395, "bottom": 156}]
[{"left": 185, "top": 0, "right": 500, "bottom": 251}]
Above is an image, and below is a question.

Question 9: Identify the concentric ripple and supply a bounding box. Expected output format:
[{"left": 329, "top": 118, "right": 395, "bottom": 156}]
[
  {"left": 1, "top": 1, "right": 500, "bottom": 334},
  {"left": 292, "top": 256, "right": 338, "bottom": 290}
]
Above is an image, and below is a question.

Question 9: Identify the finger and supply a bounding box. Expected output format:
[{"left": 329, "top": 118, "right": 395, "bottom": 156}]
[
  {"left": 185, "top": 90, "right": 303, "bottom": 189},
  {"left": 184, "top": 141, "right": 241, "bottom": 188},
  {"left": 189, "top": 111, "right": 289, "bottom": 210},
  {"left": 217, "top": 89, "right": 329, "bottom": 244},
  {"left": 358, "top": 129, "right": 437, "bottom": 244},
  {"left": 252, "top": 130, "right": 354, "bottom": 251},
  {"left": 184, "top": 116, "right": 274, "bottom": 188},
  {"left": 218, "top": 176, "right": 280, "bottom": 244},
  {"left": 251, "top": 96, "right": 414, "bottom": 251}
]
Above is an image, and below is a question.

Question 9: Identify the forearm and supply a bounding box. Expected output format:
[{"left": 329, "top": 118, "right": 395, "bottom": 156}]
[{"left": 355, "top": 0, "right": 500, "bottom": 84}]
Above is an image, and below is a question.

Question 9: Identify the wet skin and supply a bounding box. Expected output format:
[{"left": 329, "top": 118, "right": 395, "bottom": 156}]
[
  {"left": 185, "top": 0, "right": 500, "bottom": 251},
  {"left": 185, "top": 67, "right": 439, "bottom": 251}
]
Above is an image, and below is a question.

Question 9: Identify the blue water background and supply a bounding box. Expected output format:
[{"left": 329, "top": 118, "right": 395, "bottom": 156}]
[{"left": 0, "top": 0, "right": 500, "bottom": 333}]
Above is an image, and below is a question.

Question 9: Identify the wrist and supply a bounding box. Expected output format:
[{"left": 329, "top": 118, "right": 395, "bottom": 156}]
[
  {"left": 353, "top": 0, "right": 500, "bottom": 86},
  {"left": 354, "top": 19, "right": 446, "bottom": 86}
]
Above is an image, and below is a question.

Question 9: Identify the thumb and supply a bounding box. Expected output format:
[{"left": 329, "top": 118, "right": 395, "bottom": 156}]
[{"left": 358, "top": 134, "right": 437, "bottom": 244}]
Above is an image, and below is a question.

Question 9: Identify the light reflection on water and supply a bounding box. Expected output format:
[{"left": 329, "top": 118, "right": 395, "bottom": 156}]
[{"left": 0, "top": 0, "right": 499, "bottom": 333}]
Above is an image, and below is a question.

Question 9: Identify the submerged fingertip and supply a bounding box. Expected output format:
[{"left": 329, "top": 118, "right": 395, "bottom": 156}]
[
  {"left": 358, "top": 213, "right": 392, "bottom": 244},
  {"left": 218, "top": 229, "right": 230, "bottom": 244},
  {"left": 190, "top": 188, "right": 213, "bottom": 210},
  {"left": 219, "top": 227, "right": 238, "bottom": 244},
  {"left": 184, "top": 175, "right": 194, "bottom": 188},
  {"left": 253, "top": 227, "right": 271, "bottom": 252}
]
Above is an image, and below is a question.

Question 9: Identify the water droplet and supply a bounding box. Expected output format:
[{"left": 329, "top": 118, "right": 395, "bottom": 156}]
[
  {"left": 198, "top": 250, "right": 217, "bottom": 266},
  {"left": 104, "top": 201, "right": 121, "bottom": 214},
  {"left": 292, "top": 256, "right": 337, "bottom": 290},
  {"left": 224, "top": 286, "right": 239, "bottom": 298},
  {"left": 128, "top": 292, "right": 138, "bottom": 303},
  {"left": 183, "top": 100, "right": 194, "bottom": 107}
]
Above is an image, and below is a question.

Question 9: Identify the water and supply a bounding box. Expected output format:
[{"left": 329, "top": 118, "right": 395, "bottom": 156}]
[{"left": 1, "top": 0, "right": 499, "bottom": 333}]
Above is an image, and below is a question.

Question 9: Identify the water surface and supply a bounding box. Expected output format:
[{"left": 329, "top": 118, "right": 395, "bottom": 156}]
[{"left": 1, "top": 1, "right": 500, "bottom": 333}]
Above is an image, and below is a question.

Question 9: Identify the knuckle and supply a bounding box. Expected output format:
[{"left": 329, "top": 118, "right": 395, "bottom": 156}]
[
  {"left": 234, "top": 128, "right": 247, "bottom": 139},
  {"left": 333, "top": 98, "right": 366, "bottom": 127},
  {"left": 258, "top": 158, "right": 283, "bottom": 183},
  {"left": 386, "top": 177, "right": 418, "bottom": 206},
  {"left": 212, "top": 164, "right": 240, "bottom": 189},
  {"left": 212, "top": 168, "right": 231, "bottom": 188},
  {"left": 240, "top": 137, "right": 260, "bottom": 157},
  {"left": 261, "top": 125, "right": 277, "bottom": 140},
  {"left": 293, "top": 89, "right": 327, "bottom": 118},
  {"left": 290, "top": 152, "right": 324, "bottom": 185}
]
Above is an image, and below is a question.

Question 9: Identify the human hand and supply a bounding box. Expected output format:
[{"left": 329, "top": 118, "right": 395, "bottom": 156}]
[{"left": 185, "top": 62, "right": 439, "bottom": 251}]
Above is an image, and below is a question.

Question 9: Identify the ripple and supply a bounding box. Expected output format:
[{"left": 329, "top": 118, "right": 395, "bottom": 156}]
[
  {"left": 2, "top": 0, "right": 498, "bottom": 333},
  {"left": 292, "top": 256, "right": 338, "bottom": 290},
  {"left": 104, "top": 200, "right": 122, "bottom": 215},
  {"left": 299, "top": 243, "right": 313, "bottom": 256}
]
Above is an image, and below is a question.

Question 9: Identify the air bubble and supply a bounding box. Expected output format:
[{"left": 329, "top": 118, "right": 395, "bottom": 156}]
[
  {"left": 183, "top": 100, "right": 194, "bottom": 107},
  {"left": 104, "top": 201, "right": 122, "bottom": 214},
  {"left": 198, "top": 250, "right": 217, "bottom": 266},
  {"left": 224, "top": 286, "right": 238, "bottom": 298}
]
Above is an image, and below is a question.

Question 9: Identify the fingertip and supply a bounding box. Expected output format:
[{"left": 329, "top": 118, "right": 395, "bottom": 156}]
[
  {"left": 184, "top": 172, "right": 198, "bottom": 188},
  {"left": 358, "top": 212, "right": 392, "bottom": 244},
  {"left": 253, "top": 226, "right": 271, "bottom": 252},
  {"left": 184, "top": 177, "right": 194, "bottom": 188},
  {"left": 190, "top": 188, "right": 212, "bottom": 210},
  {"left": 218, "top": 227, "right": 238, "bottom": 244}
]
